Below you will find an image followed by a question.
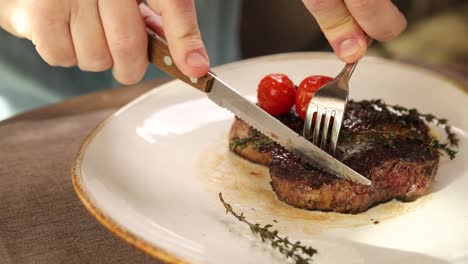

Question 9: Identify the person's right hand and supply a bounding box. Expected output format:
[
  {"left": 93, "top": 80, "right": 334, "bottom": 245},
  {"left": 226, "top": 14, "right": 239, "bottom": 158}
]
[{"left": 0, "top": 0, "right": 210, "bottom": 85}]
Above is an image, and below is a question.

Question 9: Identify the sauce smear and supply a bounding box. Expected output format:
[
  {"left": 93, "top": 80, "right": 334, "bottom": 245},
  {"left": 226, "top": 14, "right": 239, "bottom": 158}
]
[{"left": 197, "top": 135, "right": 429, "bottom": 235}]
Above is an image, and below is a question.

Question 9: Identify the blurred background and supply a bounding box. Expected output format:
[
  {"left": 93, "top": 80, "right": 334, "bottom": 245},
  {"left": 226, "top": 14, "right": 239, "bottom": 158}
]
[{"left": 0, "top": 0, "right": 467, "bottom": 121}]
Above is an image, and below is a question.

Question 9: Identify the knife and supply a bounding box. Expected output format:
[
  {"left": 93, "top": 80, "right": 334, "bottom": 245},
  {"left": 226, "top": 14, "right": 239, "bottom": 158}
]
[{"left": 147, "top": 30, "right": 371, "bottom": 185}]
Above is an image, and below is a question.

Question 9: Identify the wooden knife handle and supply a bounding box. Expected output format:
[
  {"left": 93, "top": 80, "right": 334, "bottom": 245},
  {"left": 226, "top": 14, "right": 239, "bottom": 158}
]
[{"left": 147, "top": 30, "right": 214, "bottom": 93}]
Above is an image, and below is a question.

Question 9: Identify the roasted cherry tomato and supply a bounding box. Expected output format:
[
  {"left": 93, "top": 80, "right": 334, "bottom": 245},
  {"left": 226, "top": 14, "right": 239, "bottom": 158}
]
[
  {"left": 295, "top": 75, "right": 333, "bottom": 119},
  {"left": 257, "top": 73, "right": 296, "bottom": 116}
]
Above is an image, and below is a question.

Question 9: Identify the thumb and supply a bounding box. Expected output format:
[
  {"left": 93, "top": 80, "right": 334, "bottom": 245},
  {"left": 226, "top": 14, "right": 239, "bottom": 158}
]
[
  {"left": 302, "top": 0, "right": 367, "bottom": 63},
  {"left": 147, "top": 0, "right": 209, "bottom": 78}
]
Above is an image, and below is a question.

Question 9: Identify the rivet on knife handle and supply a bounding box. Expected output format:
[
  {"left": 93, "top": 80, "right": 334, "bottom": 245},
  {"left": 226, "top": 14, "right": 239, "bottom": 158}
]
[{"left": 147, "top": 30, "right": 215, "bottom": 93}]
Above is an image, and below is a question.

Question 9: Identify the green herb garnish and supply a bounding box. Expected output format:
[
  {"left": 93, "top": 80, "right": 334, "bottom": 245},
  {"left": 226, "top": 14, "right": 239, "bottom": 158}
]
[
  {"left": 230, "top": 129, "right": 275, "bottom": 151},
  {"left": 219, "top": 193, "right": 317, "bottom": 264},
  {"left": 230, "top": 137, "right": 253, "bottom": 151},
  {"left": 429, "top": 138, "right": 457, "bottom": 160},
  {"left": 356, "top": 100, "right": 458, "bottom": 159}
]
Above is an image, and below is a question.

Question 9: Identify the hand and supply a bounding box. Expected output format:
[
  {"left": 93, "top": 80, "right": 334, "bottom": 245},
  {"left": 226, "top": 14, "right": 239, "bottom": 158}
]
[
  {"left": 0, "top": 0, "right": 209, "bottom": 85},
  {"left": 302, "top": 0, "right": 407, "bottom": 63}
]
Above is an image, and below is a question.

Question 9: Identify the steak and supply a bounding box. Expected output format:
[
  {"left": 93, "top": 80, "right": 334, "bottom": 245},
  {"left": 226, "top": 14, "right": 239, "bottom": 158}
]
[{"left": 229, "top": 100, "right": 440, "bottom": 214}]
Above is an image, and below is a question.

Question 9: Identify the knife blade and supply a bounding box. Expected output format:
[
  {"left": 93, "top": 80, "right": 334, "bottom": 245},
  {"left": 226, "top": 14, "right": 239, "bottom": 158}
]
[{"left": 147, "top": 30, "right": 371, "bottom": 185}]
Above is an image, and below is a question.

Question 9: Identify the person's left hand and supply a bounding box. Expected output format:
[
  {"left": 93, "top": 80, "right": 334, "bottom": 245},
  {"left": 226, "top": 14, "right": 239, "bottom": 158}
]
[{"left": 302, "top": 0, "right": 407, "bottom": 63}]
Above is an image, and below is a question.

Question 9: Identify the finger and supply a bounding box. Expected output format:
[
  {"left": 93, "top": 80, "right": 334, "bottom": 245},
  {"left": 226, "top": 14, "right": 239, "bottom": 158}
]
[
  {"left": 99, "top": 0, "right": 147, "bottom": 85},
  {"left": 146, "top": 0, "right": 162, "bottom": 15},
  {"left": 31, "top": 1, "right": 77, "bottom": 67},
  {"left": 344, "top": 0, "right": 407, "bottom": 41},
  {"left": 302, "top": 0, "right": 367, "bottom": 63},
  {"left": 139, "top": 3, "right": 165, "bottom": 38},
  {"left": 147, "top": 0, "right": 209, "bottom": 78},
  {"left": 70, "top": 0, "right": 112, "bottom": 72},
  {"left": 1, "top": 0, "right": 33, "bottom": 39}
]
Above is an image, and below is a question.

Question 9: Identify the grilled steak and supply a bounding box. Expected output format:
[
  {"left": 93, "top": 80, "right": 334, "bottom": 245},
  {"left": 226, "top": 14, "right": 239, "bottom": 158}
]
[{"left": 229, "top": 100, "right": 440, "bottom": 214}]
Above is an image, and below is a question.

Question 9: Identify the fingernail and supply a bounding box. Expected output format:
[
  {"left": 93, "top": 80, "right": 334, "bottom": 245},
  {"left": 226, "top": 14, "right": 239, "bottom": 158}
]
[
  {"left": 338, "top": 38, "right": 361, "bottom": 58},
  {"left": 187, "top": 51, "right": 207, "bottom": 67}
]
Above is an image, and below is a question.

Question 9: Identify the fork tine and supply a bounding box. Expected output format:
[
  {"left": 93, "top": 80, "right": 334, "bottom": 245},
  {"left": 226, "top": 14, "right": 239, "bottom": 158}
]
[
  {"left": 320, "top": 110, "right": 332, "bottom": 149},
  {"left": 303, "top": 103, "right": 317, "bottom": 140},
  {"left": 312, "top": 106, "right": 324, "bottom": 145},
  {"left": 329, "top": 111, "right": 343, "bottom": 155}
]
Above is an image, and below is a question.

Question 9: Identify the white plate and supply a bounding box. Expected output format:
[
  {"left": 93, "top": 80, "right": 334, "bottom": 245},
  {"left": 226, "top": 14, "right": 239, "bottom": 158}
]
[{"left": 73, "top": 53, "right": 468, "bottom": 264}]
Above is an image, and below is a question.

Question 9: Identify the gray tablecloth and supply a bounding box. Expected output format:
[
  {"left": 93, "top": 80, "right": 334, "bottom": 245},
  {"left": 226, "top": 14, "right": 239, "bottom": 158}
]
[{"left": 0, "top": 110, "right": 160, "bottom": 263}]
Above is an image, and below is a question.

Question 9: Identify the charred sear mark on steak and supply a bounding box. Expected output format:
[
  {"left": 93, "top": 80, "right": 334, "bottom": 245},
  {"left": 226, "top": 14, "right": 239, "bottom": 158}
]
[{"left": 229, "top": 100, "right": 440, "bottom": 214}]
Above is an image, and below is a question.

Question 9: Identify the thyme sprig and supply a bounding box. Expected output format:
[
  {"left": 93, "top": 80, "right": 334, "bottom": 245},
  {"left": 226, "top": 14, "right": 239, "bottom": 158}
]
[
  {"left": 230, "top": 130, "right": 275, "bottom": 151},
  {"left": 430, "top": 139, "right": 457, "bottom": 160},
  {"left": 358, "top": 100, "right": 459, "bottom": 158},
  {"left": 219, "top": 193, "right": 317, "bottom": 264},
  {"left": 230, "top": 137, "right": 254, "bottom": 151},
  {"left": 361, "top": 99, "right": 459, "bottom": 146}
]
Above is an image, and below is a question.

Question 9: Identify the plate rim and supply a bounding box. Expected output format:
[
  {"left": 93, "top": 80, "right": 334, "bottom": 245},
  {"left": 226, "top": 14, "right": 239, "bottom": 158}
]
[
  {"left": 71, "top": 52, "right": 467, "bottom": 263},
  {"left": 71, "top": 117, "right": 189, "bottom": 264}
]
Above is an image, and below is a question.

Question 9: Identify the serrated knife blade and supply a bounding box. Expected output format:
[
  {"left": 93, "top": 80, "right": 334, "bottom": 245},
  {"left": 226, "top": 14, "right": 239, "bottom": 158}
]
[
  {"left": 207, "top": 76, "right": 371, "bottom": 185},
  {"left": 147, "top": 29, "right": 371, "bottom": 185}
]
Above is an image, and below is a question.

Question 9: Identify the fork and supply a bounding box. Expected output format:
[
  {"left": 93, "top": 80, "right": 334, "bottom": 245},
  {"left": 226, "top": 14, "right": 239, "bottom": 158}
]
[{"left": 302, "top": 61, "right": 358, "bottom": 155}]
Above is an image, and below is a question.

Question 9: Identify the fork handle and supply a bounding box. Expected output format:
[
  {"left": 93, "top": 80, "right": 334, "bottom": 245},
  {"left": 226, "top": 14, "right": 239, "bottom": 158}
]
[
  {"left": 336, "top": 35, "right": 373, "bottom": 82},
  {"left": 336, "top": 62, "right": 358, "bottom": 82},
  {"left": 336, "top": 36, "right": 373, "bottom": 82},
  {"left": 147, "top": 30, "right": 215, "bottom": 93},
  {"left": 336, "top": 35, "right": 374, "bottom": 82}
]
